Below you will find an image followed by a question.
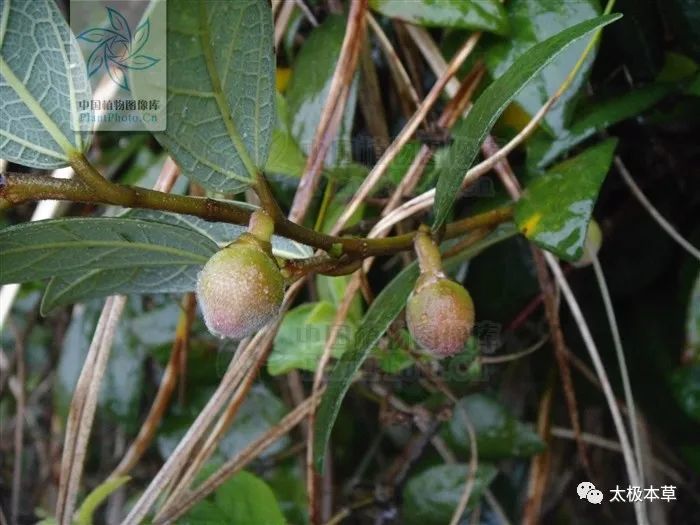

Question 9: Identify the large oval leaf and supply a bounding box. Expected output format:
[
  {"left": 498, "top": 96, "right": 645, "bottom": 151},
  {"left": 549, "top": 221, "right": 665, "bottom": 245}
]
[
  {"left": 444, "top": 394, "right": 544, "bottom": 459},
  {"left": 402, "top": 463, "right": 497, "bottom": 525},
  {"left": 182, "top": 470, "right": 285, "bottom": 525},
  {"left": 156, "top": 0, "right": 275, "bottom": 192},
  {"left": 38, "top": 210, "right": 313, "bottom": 312},
  {"left": 0, "top": 0, "right": 91, "bottom": 168},
  {"left": 432, "top": 13, "right": 621, "bottom": 230},
  {"left": 370, "top": 0, "right": 509, "bottom": 35},
  {"left": 515, "top": 138, "right": 617, "bottom": 260},
  {"left": 0, "top": 217, "right": 216, "bottom": 285}
]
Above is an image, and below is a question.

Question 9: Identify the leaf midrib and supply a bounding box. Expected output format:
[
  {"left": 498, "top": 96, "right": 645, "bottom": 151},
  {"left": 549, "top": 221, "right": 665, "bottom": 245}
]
[
  {"left": 0, "top": 57, "right": 75, "bottom": 157},
  {"left": 197, "top": 0, "right": 257, "bottom": 180},
  {"left": 2, "top": 239, "right": 210, "bottom": 262}
]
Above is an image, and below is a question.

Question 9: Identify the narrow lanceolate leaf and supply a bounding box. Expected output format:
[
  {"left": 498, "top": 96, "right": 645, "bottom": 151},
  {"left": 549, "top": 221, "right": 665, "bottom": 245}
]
[
  {"left": 369, "top": 0, "right": 509, "bottom": 35},
  {"left": 484, "top": 0, "right": 601, "bottom": 135},
  {"left": 0, "top": 217, "right": 217, "bottom": 285},
  {"left": 432, "top": 14, "right": 621, "bottom": 230},
  {"left": 156, "top": 0, "right": 275, "bottom": 192},
  {"left": 313, "top": 227, "right": 517, "bottom": 471},
  {"left": 39, "top": 210, "right": 312, "bottom": 312},
  {"left": 0, "top": 0, "right": 91, "bottom": 168},
  {"left": 515, "top": 138, "right": 618, "bottom": 261},
  {"left": 313, "top": 262, "right": 420, "bottom": 471}
]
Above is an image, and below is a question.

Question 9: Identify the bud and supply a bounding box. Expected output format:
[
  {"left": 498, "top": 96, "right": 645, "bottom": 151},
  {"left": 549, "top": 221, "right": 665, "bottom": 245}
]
[
  {"left": 196, "top": 211, "right": 285, "bottom": 339},
  {"left": 406, "top": 229, "right": 475, "bottom": 357}
]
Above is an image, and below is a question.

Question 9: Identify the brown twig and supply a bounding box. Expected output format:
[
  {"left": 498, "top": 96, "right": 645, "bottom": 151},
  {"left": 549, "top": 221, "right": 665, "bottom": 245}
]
[
  {"left": 55, "top": 158, "right": 181, "bottom": 524},
  {"left": 289, "top": 0, "right": 368, "bottom": 223},
  {"left": 9, "top": 321, "right": 26, "bottom": 524},
  {"left": 274, "top": 0, "right": 296, "bottom": 48},
  {"left": 366, "top": 13, "right": 420, "bottom": 111},
  {"left": 155, "top": 320, "right": 280, "bottom": 518},
  {"left": 154, "top": 393, "right": 322, "bottom": 524},
  {"left": 332, "top": 32, "right": 481, "bottom": 234},
  {"left": 383, "top": 62, "right": 486, "bottom": 213},
  {"left": 481, "top": 136, "right": 590, "bottom": 474},
  {"left": 522, "top": 371, "right": 555, "bottom": 525},
  {"left": 108, "top": 293, "right": 196, "bottom": 479},
  {"left": 55, "top": 296, "right": 127, "bottom": 525},
  {"left": 358, "top": 34, "right": 390, "bottom": 155},
  {"left": 0, "top": 170, "right": 512, "bottom": 259}
]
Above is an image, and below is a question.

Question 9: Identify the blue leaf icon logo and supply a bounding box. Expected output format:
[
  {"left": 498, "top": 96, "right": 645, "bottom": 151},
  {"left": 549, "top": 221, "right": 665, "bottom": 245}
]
[{"left": 78, "top": 7, "right": 160, "bottom": 92}]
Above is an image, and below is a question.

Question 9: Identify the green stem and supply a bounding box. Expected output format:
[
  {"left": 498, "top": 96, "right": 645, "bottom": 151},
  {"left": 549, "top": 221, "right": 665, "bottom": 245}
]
[
  {"left": 0, "top": 171, "right": 513, "bottom": 258},
  {"left": 247, "top": 209, "right": 274, "bottom": 243},
  {"left": 413, "top": 227, "right": 443, "bottom": 274},
  {"left": 253, "top": 171, "right": 286, "bottom": 221},
  {"left": 69, "top": 152, "right": 134, "bottom": 203}
]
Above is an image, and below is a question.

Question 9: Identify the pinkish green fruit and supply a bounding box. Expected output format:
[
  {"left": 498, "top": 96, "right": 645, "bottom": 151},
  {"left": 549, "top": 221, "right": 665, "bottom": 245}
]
[
  {"left": 196, "top": 241, "right": 284, "bottom": 339},
  {"left": 406, "top": 274, "right": 475, "bottom": 358}
]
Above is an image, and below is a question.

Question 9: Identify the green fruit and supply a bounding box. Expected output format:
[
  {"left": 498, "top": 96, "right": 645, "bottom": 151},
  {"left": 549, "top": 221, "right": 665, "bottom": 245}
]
[
  {"left": 197, "top": 240, "right": 285, "bottom": 339},
  {"left": 406, "top": 274, "right": 475, "bottom": 358}
]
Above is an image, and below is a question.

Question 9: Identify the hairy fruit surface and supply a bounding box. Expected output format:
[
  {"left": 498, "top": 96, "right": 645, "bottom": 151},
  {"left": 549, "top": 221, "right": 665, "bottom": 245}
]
[
  {"left": 197, "top": 241, "right": 284, "bottom": 339},
  {"left": 406, "top": 274, "right": 475, "bottom": 357}
]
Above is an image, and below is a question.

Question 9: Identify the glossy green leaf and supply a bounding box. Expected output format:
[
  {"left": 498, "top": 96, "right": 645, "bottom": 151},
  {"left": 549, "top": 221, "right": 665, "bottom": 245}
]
[
  {"left": 39, "top": 210, "right": 312, "bottom": 312},
  {"left": 0, "top": 0, "right": 91, "bottom": 168},
  {"left": 286, "top": 15, "right": 357, "bottom": 167},
  {"left": 432, "top": 14, "right": 621, "bottom": 229},
  {"left": 445, "top": 394, "right": 545, "bottom": 459},
  {"left": 369, "top": 0, "right": 509, "bottom": 35},
  {"left": 528, "top": 82, "right": 673, "bottom": 169},
  {"left": 156, "top": 0, "right": 275, "bottom": 192},
  {"left": 402, "top": 463, "right": 498, "bottom": 525},
  {"left": 182, "top": 470, "right": 285, "bottom": 525},
  {"left": 0, "top": 217, "right": 215, "bottom": 285},
  {"left": 485, "top": 0, "right": 600, "bottom": 135},
  {"left": 268, "top": 301, "right": 355, "bottom": 375},
  {"left": 313, "top": 261, "right": 420, "bottom": 471},
  {"left": 515, "top": 138, "right": 617, "bottom": 260}
]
